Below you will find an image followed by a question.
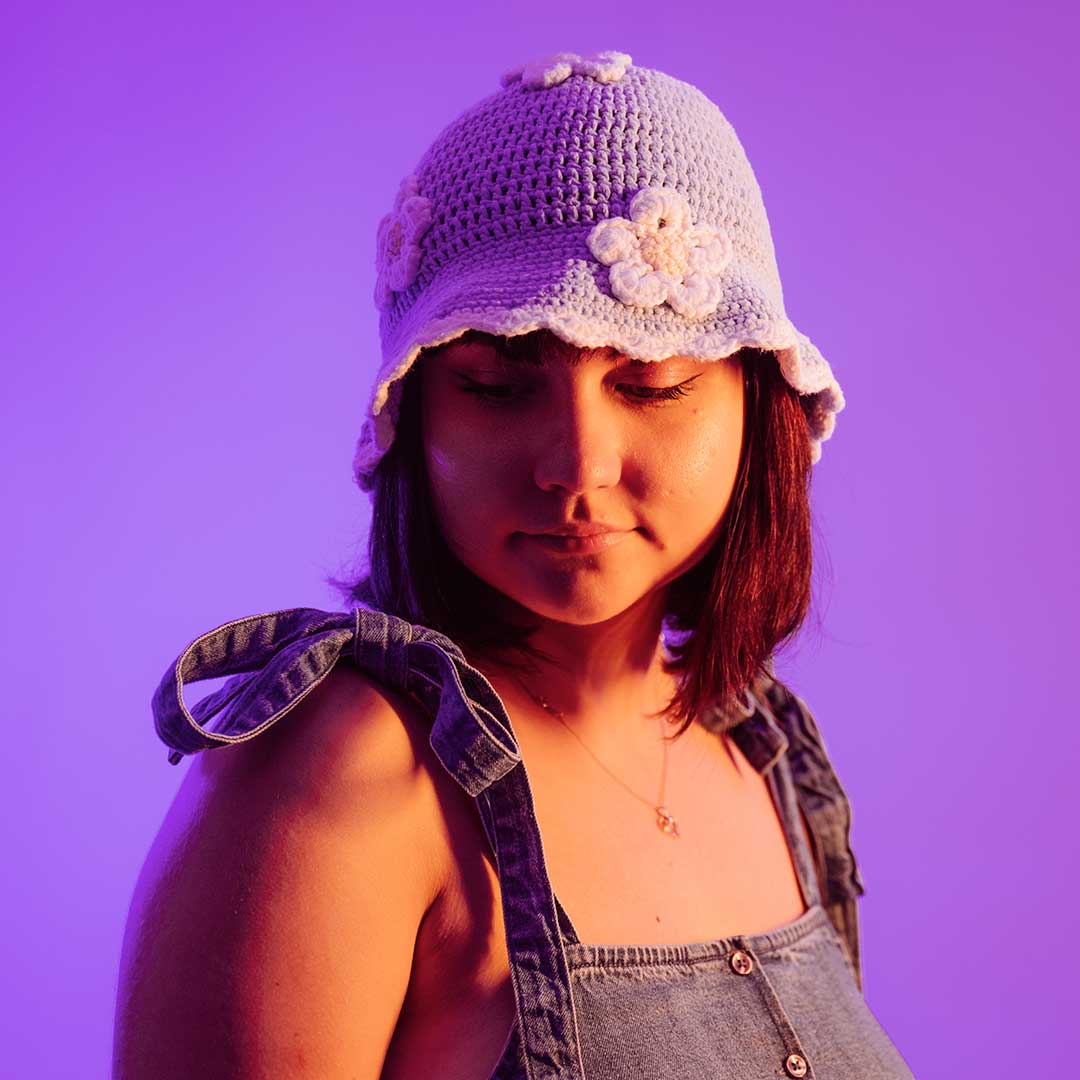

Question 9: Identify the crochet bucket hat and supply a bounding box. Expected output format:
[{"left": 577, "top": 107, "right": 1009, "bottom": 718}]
[{"left": 353, "top": 49, "right": 845, "bottom": 492}]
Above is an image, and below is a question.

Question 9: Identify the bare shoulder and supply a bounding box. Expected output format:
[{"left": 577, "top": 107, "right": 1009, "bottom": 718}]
[
  {"left": 193, "top": 660, "right": 444, "bottom": 813},
  {"left": 182, "top": 660, "right": 454, "bottom": 897},
  {"left": 114, "top": 662, "right": 452, "bottom": 1078}
]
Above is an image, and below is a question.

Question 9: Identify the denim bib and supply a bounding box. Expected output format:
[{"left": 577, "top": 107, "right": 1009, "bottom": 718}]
[{"left": 153, "top": 604, "right": 915, "bottom": 1079}]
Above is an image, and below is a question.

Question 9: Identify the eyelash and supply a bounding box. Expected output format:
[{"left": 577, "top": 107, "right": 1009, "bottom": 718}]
[{"left": 458, "top": 376, "right": 700, "bottom": 407}]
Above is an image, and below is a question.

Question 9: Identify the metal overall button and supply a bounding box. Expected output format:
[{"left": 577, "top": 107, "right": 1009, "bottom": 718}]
[
  {"left": 784, "top": 1051, "right": 809, "bottom": 1077},
  {"left": 729, "top": 949, "right": 753, "bottom": 975}
]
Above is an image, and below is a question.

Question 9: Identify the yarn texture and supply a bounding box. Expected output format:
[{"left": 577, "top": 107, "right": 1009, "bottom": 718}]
[{"left": 354, "top": 51, "right": 846, "bottom": 491}]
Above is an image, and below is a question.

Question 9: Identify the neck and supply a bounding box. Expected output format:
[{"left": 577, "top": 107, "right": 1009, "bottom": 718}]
[{"left": 470, "top": 589, "right": 681, "bottom": 747}]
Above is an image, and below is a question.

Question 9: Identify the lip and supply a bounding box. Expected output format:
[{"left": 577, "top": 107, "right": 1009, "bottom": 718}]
[
  {"left": 531, "top": 522, "right": 631, "bottom": 537},
  {"left": 522, "top": 529, "right": 634, "bottom": 554}
]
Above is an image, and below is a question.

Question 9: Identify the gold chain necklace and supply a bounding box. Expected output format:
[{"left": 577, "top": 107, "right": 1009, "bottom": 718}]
[{"left": 512, "top": 674, "right": 681, "bottom": 838}]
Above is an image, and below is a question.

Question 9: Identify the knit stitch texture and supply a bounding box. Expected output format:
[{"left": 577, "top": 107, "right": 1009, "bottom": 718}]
[{"left": 355, "top": 51, "right": 845, "bottom": 491}]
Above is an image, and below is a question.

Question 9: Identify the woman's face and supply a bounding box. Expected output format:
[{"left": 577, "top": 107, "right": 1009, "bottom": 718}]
[{"left": 419, "top": 332, "right": 745, "bottom": 626}]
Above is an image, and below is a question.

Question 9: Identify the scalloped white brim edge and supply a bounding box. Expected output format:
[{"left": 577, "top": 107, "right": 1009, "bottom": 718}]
[{"left": 352, "top": 308, "right": 845, "bottom": 491}]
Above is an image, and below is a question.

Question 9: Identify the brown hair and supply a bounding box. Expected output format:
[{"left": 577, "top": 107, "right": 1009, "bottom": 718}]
[{"left": 327, "top": 328, "right": 828, "bottom": 740}]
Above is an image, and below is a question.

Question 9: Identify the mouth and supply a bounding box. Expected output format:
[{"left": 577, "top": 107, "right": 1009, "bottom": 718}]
[{"left": 520, "top": 529, "right": 636, "bottom": 555}]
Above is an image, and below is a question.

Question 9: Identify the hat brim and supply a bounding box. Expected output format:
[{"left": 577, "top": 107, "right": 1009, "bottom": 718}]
[{"left": 354, "top": 236, "right": 844, "bottom": 490}]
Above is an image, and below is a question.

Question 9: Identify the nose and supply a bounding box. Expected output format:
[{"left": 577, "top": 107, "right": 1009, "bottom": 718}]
[{"left": 531, "top": 378, "right": 623, "bottom": 494}]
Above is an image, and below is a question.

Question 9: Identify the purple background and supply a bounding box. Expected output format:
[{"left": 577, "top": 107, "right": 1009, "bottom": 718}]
[{"left": 4, "top": 2, "right": 1076, "bottom": 1076}]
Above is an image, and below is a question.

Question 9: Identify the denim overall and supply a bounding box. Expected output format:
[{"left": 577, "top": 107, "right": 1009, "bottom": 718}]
[{"left": 153, "top": 604, "right": 915, "bottom": 1079}]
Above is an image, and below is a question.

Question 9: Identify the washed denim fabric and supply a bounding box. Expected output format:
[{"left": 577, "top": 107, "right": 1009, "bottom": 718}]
[{"left": 153, "top": 604, "right": 915, "bottom": 1079}]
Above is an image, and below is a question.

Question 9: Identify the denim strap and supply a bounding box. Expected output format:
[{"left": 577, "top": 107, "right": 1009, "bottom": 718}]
[
  {"left": 153, "top": 605, "right": 522, "bottom": 792},
  {"left": 761, "top": 682, "right": 867, "bottom": 990}
]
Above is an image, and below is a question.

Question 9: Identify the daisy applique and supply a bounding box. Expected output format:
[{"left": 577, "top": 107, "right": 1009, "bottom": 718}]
[
  {"left": 500, "top": 50, "right": 631, "bottom": 90},
  {"left": 374, "top": 174, "right": 433, "bottom": 311},
  {"left": 586, "top": 186, "right": 734, "bottom": 319}
]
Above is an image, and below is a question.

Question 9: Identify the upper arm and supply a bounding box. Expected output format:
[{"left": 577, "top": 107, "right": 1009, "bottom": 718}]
[{"left": 114, "top": 663, "right": 447, "bottom": 1079}]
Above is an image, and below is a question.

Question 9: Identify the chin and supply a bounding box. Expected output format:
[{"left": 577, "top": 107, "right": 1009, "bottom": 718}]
[{"left": 497, "top": 574, "right": 650, "bottom": 627}]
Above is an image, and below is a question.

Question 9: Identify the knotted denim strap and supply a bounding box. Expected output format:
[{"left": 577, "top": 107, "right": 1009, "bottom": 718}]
[
  {"left": 152, "top": 605, "right": 520, "bottom": 793},
  {"left": 153, "top": 607, "right": 352, "bottom": 764}
]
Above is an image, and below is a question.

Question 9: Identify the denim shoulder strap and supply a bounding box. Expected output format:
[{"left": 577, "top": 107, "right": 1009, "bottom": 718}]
[
  {"left": 151, "top": 604, "right": 517, "bottom": 796},
  {"left": 758, "top": 679, "right": 868, "bottom": 993}
]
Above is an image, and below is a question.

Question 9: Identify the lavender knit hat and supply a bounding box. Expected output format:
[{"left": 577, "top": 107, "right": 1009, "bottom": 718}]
[{"left": 353, "top": 49, "right": 845, "bottom": 492}]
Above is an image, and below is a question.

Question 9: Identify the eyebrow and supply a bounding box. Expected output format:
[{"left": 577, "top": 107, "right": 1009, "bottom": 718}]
[
  {"left": 483, "top": 342, "right": 649, "bottom": 369},
  {"left": 505, "top": 354, "right": 651, "bottom": 368}
]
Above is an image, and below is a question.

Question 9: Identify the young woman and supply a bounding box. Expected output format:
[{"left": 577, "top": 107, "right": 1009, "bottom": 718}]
[{"left": 115, "top": 50, "right": 915, "bottom": 1079}]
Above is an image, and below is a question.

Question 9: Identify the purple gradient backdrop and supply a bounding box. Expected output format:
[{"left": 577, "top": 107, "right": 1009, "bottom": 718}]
[{"left": 3, "top": 2, "right": 1076, "bottom": 1076}]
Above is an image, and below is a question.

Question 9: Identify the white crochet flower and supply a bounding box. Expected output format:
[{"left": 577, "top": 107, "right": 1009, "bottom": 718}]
[
  {"left": 500, "top": 50, "right": 632, "bottom": 90},
  {"left": 374, "top": 174, "right": 433, "bottom": 311},
  {"left": 586, "top": 186, "right": 733, "bottom": 319}
]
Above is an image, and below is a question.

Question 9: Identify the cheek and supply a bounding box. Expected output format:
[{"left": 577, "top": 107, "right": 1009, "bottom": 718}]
[
  {"left": 660, "top": 406, "right": 738, "bottom": 479},
  {"left": 647, "top": 409, "right": 743, "bottom": 505},
  {"left": 422, "top": 405, "right": 515, "bottom": 538}
]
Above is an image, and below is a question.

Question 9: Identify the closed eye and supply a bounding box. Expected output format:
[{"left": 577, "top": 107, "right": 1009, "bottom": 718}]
[{"left": 456, "top": 375, "right": 701, "bottom": 406}]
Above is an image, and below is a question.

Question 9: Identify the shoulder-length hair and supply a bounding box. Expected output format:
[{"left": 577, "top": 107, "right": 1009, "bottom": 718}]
[{"left": 328, "top": 328, "right": 827, "bottom": 740}]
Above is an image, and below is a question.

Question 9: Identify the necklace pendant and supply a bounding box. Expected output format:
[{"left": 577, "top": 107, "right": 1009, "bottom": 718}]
[{"left": 655, "top": 806, "right": 680, "bottom": 837}]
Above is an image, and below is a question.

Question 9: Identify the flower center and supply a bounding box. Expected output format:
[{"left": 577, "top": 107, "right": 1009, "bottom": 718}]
[
  {"left": 386, "top": 221, "right": 404, "bottom": 259},
  {"left": 638, "top": 230, "right": 690, "bottom": 278}
]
